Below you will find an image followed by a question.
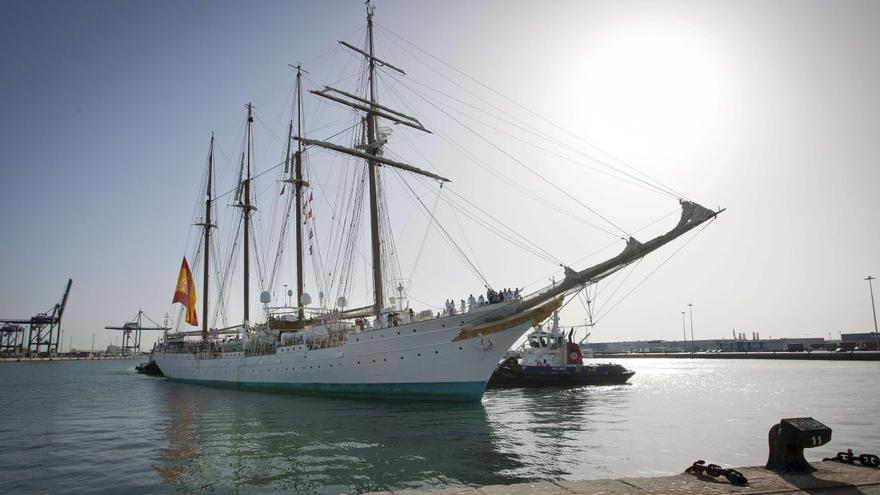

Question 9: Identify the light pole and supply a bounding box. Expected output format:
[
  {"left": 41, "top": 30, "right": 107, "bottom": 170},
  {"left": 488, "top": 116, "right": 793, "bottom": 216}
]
[
  {"left": 866, "top": 276, "right": 878, "bottom": 334},
  {"left": 681, "top": 311, "right": 687, "bottom": 349},
  {"left": 867, "top": 276, "right": 878, "bottom": 350},
  {"left": 688, "top": 303, "right": 695, "bottom": 350}
]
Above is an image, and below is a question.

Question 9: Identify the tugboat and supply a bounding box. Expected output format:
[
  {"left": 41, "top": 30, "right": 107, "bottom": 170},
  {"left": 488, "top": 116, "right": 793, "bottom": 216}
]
[
  {"left": 488, "top": 312, "right": 634, "bottom": 388},
  {"left": 136, "top": 344, "right": 164, "bottom": 376},
  {"left": 135, "top": 358, "right": 163, "bottom": 376}
]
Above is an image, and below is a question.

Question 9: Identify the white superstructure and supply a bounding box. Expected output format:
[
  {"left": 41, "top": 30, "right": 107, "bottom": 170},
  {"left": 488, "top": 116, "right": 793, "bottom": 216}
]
[{"left": 155, "top": 300, "right": 559, "bottom": 400}]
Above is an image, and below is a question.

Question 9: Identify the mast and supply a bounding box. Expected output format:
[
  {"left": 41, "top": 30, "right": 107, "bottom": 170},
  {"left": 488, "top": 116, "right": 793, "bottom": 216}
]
[
  {"left": 301, "top": 3, "right": 441, "bottom": 318},
  {"left": 243, "top": 103, "right": 254, "bottom": 325},
  {"left": 365, "top": 3, "right": 384, "bottom": 318},
  {"left": 202, "top": 134, "right": 214, "bottom": 342},
  {"left": 294, "top": 66, "right": 305, "bottom": 322}
]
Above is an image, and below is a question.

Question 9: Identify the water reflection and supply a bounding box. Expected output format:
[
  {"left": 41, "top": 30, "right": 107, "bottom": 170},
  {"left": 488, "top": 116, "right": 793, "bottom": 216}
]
[
  {"left": 4, "top": 360, "right": 879, "bottom": 493},
  {"left": 153, "top": 383, "right": 527, "bottom": 493},
  {"left": 483, "top": 384, "right": 636, "bottom": 480},
  {"left": 154, "top": 386, "right": 213, "bottom": 492}
]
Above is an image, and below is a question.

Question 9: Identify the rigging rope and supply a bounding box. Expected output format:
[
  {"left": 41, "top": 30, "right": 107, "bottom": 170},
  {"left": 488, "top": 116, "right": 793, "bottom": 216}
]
[
  {"left": 374, "top": 69, "right": 627, "bottom": 248},
  {"left": 518, "top": 207, "right": 681, "bottom": 292},
  {"left": 387, "top": 73, "right": 630, "bottom": 239},
  {"left": 376, "top": 169, "right": 405, "bottom": 304},
  {"left": 407, "top": 187, "right": 441, "bottom": 284},
  {"left": 375, "top": 24, "right": 689, "bottom": 201},
  {"left": 593, "top": 259, "right": 643, "bottom": 317},
  {"left": 593, "top": 220, "right": 714, "bottom": 324},
  {"left": 381, "top": 146, "right": 561, "bottom": 265},
  {"left": 214, "top": 159, "right": 284, "bottom": 203},
  {"left": 392, "top": 169, "right": 492, "bottom": 288},
  {"left": 391, "top": 73, "right": 680, "bottom": 199}
]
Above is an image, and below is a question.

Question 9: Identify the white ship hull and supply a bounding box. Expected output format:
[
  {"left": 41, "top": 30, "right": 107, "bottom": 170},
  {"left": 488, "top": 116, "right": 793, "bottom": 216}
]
[{"left": 154, "top": 302, "right": 558, "bottom": 401}]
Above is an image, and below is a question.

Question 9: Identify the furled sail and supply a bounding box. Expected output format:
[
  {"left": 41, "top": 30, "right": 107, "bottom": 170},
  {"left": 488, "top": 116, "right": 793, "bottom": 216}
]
[{"left": 518, "top": 200, "right": 720, "bottom": 313}]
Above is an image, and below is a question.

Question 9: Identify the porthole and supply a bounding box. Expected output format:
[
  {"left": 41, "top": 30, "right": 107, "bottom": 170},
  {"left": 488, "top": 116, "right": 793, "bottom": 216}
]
[
  {"left": 417, "top": 353, "right": 421, "bottom": 357},
  {"left": 459, "top": 347, "right": 463, "bottom": 350},
  {"left": 434, "top": 350, "right": 438, "bottom": 354},
  {"left": 400, "top": 356, "right": 404, "bottom": 360}
]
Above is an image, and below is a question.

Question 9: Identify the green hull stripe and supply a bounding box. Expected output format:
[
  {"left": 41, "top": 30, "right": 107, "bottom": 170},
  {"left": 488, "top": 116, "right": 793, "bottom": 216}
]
[{"left": 165, "top": 377, "right": 488, "bottom": 402}]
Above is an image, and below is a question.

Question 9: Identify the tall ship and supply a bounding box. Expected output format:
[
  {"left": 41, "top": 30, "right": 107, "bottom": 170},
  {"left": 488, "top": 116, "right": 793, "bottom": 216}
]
[{"left": 152, "top": 4, "right": 723, "bottom": 401}]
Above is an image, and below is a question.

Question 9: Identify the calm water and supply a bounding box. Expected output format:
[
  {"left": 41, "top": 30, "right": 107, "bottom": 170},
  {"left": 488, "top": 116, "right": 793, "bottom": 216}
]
[{"left": 0, "top": 358, "right": 877, "bottom": 494}]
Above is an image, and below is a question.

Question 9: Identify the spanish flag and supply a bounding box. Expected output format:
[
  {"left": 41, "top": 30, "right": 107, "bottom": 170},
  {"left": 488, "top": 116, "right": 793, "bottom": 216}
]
[{"left": 172, "top": 257, "right": 198, "bottom": 326}]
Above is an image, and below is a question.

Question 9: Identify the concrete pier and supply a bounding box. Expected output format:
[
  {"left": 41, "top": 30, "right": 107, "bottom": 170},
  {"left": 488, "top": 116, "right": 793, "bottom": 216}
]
[
  {"left": 366, "top": 461, "right": 880, "bottom": 494},
  {"left": 597, "top": 351, "right": 880, "bottom": 361},
  {"left": 0, "top": 355, "right": 142, "bottom": 363}
]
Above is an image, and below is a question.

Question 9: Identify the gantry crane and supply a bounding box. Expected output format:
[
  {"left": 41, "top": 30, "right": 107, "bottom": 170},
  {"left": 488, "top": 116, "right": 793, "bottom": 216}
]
[
  {"left": 0, "top": 279, "right": 72, "bottom": 357},
  {"left": 104, "top": 310, "right": 169, "bottom": 356},
  {"left": 0, "top": 324, "right": 25, "bottom": 355}
]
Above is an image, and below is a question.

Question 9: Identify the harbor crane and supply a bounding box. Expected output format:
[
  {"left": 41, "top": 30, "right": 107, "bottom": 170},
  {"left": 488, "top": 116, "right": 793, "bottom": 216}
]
[
  {"left": 104, "top": 310, "right": 169, "bottom": 356},
  {"left": 0, "top": 324, "right": 25, "bottom": 355},
  {"left": 0, "top": 279, "right": 72, "bottom": 357}
]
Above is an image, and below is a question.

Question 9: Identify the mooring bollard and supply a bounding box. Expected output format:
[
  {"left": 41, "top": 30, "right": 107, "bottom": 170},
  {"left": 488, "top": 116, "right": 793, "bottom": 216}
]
[{"left": 766, "top": 417, "right": 832, "bottom": 473}]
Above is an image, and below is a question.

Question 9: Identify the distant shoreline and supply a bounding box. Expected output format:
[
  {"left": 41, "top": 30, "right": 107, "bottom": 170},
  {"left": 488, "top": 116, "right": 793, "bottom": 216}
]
[
  {"left": 0, "top": 356, "right": 143, "bottom": 363},
  {"left": 596, "top": 351, "right": 880, "bottom": 361}
]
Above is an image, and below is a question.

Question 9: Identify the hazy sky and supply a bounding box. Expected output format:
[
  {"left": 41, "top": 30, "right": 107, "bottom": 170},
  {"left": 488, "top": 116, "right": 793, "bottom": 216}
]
[{"left": 1, "top": 0, "right": 878, "bottom": 352}]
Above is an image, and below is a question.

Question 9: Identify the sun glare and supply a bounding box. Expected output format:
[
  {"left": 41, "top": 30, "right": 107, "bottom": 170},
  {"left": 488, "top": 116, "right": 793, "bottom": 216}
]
[{"left": 575, "top": 22, "right": 726, "bottom": 163}]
